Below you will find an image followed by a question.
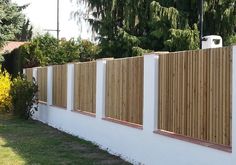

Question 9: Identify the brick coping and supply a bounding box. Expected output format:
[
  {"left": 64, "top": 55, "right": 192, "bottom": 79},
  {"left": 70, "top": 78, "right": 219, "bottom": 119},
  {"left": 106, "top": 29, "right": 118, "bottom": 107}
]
[
  {"left": 49, "top": 105, "right": 67, "bottom": 110},
  {"left": 72, "top": 109, "right": 96, "bottom": 118},
  {"left": 38, "top": 101, "right": 47, "bottom": 105},
  {"left": 103, "top": 117, "right": 143, "bottom": 130},
  {"left": 155, "top": 129, "right": 232, "bottom": 153}
]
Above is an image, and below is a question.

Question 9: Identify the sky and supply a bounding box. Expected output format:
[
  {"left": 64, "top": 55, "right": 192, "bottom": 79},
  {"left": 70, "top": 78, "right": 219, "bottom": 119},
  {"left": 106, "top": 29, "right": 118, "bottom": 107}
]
[{"left": 12, "top": 0, "right": 93, "bottom": 40}]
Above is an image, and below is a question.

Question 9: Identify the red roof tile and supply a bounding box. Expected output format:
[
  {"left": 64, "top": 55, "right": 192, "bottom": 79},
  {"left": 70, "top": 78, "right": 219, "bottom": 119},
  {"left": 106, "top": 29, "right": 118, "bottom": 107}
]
[{"left": 0, "top": 41, "right": 28, "bottom": 54}]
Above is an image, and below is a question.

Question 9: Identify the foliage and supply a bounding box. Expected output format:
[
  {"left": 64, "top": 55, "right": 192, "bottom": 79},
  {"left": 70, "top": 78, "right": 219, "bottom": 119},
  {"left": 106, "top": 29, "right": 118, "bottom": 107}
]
[
  {"left": 20, "top": 42, "right": 44, "bottom": 68},
  {"left": 98, "top": 28, "right": 140, "bottom": 58},
  {"left": 131, "top": 47, "right": 151, "bottom": 56},
  {"left": 79, "top": 40, "right": 100, "bottom": 61},
  {"left": 73, "top": 0, "right": 236, "bottom": 57},
  {"left": 30, "top": 33, "right": 58, "bottom": 66},
  {"left": 19, "top": 33, "right": 99, "bottom": 67},
  {"left": 165, "top": 24, "right": 199, "bottom": 51},
  {"left": 1, "top": 48, "right": 24, "bottom": 78},
  {"left": 15, "top": 19, "right": 33, "bottom": 41},
  {"left": 0, "top": 70, "right": 12, "bottom": 112},
  {"left": 225, "top": 35, "right": 236, "bottom": 46},
  {"left": 10, "top": 76, "right": 38, "bottom": 119},
  {"left": 0, "top": 0, "right": 29, "bottom": 47},
  {"left": 203, "top": 0, "right": 236, "bottom": 43},
  {"left": 53, "top": 38, "right": 81, "bottom": 64}
]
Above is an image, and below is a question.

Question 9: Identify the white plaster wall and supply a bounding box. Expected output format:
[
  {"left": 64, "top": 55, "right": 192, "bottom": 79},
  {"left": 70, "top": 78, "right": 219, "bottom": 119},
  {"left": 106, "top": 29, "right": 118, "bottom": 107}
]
[
  {"left": 34, "top": 105, "right": 233, "bottom": 165},
  {"left": 32, "top": 50, "right": 236, "bottom": 165}
]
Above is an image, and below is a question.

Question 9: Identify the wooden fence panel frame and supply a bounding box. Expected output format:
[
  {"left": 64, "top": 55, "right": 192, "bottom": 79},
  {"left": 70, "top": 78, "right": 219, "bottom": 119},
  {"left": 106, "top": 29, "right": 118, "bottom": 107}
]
[
  {"left": 105, "top": 56, "right": 144, "bottom": 125},
  {"left": 37, "top": 67, "right": 48, "bottom": 103},
  {"left": 52, "top": 65, "right": 67, "bottom": 108},
  {"left": 158, "top": 47, "right": 232, "bottom": 146},
  {"left": 74, "top": 61, "right": 96, "bottom": 114},
  {"left": 25, "top": 68, "right": 33, "bottom": 81}
]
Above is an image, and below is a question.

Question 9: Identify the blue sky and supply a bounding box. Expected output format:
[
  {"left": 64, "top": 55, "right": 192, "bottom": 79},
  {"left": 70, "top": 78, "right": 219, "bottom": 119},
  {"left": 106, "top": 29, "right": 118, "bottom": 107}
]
[{"left": 13, "top": 0, "right": 93, "bottom": 40}]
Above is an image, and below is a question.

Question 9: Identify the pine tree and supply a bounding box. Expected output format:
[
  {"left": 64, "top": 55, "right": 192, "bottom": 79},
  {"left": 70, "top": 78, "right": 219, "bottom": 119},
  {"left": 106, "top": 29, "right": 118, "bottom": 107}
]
[
  {"left": 16, "top": 19, "right": 33, "bottom": 41},
  {"left": 0, "top": 0, "right": 31, "bottom": 47},
  {"left": 73, "top": 0, "right": 236, "bottom": 57}
]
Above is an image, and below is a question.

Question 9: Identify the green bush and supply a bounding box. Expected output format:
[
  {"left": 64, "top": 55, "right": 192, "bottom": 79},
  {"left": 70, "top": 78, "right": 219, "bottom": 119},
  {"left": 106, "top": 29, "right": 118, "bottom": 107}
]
[
  {"left": 10, "top": 76, "right": 38, "bottom": 119},
  {"left": 0, "top": 70, "right": 12, "bottom": 112},
  {"left": 79, "top": 40, "right": 100, "bottom": 62},
  {"left": 19, "top": 34, "right": 100, "bottom": 67},
  {"left": 225, "top": 35, "right": 236, "bottom": 46}
]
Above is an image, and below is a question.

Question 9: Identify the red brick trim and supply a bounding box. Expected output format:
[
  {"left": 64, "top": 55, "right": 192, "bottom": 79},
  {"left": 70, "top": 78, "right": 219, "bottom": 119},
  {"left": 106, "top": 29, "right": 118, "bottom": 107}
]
[
  {"left": 72, "top": 110, "right": 96, "bottom": 118},
  {"left": 38, "top": 101, "right": 47, "bottom": 105},
  {"left": 102, "top": 117, "right": 143, "bottom": 130},
  {"left": 154, "top": 129, "right": 232, "bottom": 153}
]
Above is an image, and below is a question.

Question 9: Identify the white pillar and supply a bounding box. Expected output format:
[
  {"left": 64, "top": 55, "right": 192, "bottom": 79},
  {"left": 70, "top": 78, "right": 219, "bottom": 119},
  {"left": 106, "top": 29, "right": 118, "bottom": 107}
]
[
  {"left": 232, "top": 46, "right": 236, "bottom": 160},
  {"left": 32, "top": 67, "right": 37, "bottom": 81},
  {"left": 47, "top": 66, "right": 53, "bottom": 106},
  {"left": 67, "top": 64, "right": 74, "bottom": 111},
  {"left": 143, "top": 54, "right": 159, "bottom": 132},
  {"left": 96, "top": 59, "right": 107, "bottom": 119},
  {"left": 23, "top": 69, "right": 26, "bottom": 74}
]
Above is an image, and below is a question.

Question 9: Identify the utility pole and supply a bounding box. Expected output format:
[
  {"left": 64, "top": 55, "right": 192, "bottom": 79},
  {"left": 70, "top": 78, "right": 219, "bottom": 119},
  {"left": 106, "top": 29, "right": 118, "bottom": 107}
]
[
  {"left": 200, "top": 0, "right": 203, "bottom": 49},
  {"left": 43, "top": 0, "right": 60, "bottom": 39},
  {"left": 57, "top": 0, "right": 60, "bottom": 40}
]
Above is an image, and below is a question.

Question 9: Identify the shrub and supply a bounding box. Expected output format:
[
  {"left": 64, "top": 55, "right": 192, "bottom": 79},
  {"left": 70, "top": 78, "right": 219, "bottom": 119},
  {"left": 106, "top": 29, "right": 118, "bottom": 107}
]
[
  {"left": 20, "top": 42, "right": 45, "bottom": 68},
  {"left": 19, "top": 34, "right": 100, "bottom": 67},
  {"left": 0, "top": 70, "right": 12, "bottom": 112},
  {"left": 10, "top": 76, "right": 38, "bottom": 119}
]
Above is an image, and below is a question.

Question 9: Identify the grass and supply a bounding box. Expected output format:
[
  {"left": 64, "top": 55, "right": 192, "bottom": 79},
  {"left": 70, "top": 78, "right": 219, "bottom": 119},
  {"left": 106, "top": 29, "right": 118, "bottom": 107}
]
[{"left": 0, "top": 113, "right": 131, "bottom": 165}]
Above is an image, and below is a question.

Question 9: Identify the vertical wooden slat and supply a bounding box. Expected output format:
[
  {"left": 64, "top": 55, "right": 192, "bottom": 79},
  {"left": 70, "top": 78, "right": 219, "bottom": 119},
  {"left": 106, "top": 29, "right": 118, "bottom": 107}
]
[
  {"left": 25, "top": 68, "right": 33, "bottom": 81},
  {"left": 37, "top": 67, "right": 47, "bottom": 102},
  {"left": 74, "top": 61, "right": 96, "bottom": 113},
  {"left": 105, "top": 56, "right": 144, "bottom": 125},
  {"left": 52, "top": 65, "right": 67, "bottom": 108},
  {"left": 158, "top": 47, "right": 232, "bottom": 146}
]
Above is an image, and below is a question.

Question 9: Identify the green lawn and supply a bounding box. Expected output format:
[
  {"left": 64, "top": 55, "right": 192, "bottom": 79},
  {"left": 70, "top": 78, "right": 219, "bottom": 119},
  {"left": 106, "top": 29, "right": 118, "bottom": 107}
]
[{"left": 0, "top": 113, "right": 131, "bottom": 165}]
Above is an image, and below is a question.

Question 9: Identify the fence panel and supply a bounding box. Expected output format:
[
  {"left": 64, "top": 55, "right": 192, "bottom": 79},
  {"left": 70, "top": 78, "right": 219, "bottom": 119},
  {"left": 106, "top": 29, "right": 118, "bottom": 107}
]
[
  {"left": 158, "top": 47, "right": 232, "bottom": 146},
  {"left": 105, "top": 57, "right": 144, "bottom": 125},
  {"left": 74, "top": 62, "right": 96, "bottom": 114},
  {"left": 52, "top": 65, "right": 67, "bottom": 108},
  {"left": 25, "top": 68, "right": 33, "bottom": 81},
  {"left": 37, "top": 67, "right": 47, "bottom": 102}
]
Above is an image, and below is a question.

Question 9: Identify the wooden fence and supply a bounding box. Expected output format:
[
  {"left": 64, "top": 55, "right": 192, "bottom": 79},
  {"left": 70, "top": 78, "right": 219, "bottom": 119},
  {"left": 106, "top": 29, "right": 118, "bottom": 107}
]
[
  {"left": 158, "top": 47, "right": 232, "bottom": 146},
  {"left": 37, "top": 67, "right": 47, "bottom": 102},
  {"left": 74, "top": 62, "right": 96, "bottom": 114},
  {"left": 52, "top": 65, "right": 67, "bottom": 108},
  {"left": 23, "top": 46, "right": 233, "bottom": 147},
  {"left": 105, "top": 57, "right": 144, "bottom": 125},
  {"left": 25, "top": 68, "right": 33, "bottom": 81}
]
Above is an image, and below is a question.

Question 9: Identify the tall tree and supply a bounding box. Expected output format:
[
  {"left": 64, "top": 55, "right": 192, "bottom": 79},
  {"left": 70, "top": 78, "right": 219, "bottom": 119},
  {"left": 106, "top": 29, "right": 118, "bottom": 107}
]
[
  {"left": 0, "top": 0, "right": 30, "bottom": 48},
  {"left": 204, "top": 0, "right": 236, "bottom": 41},
  {"left": 15, "top": 19, "right": 33, "bottom": 41},
  {"left": 73, "top": 0, "right": 235, "bottom": 57}
]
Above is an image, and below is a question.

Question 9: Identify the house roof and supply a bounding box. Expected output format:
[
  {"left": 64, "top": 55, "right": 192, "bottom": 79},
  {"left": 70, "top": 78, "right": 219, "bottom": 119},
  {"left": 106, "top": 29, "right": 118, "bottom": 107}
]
[{"left": 0, "top": 41, "right": 28, "bottom": 54}]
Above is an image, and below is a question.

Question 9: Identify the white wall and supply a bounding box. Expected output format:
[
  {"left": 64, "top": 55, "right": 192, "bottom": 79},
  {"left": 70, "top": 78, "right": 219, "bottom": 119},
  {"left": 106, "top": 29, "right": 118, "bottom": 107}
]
[{"left": 30, "top": 49, "right": 236, "bottom": 165}]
